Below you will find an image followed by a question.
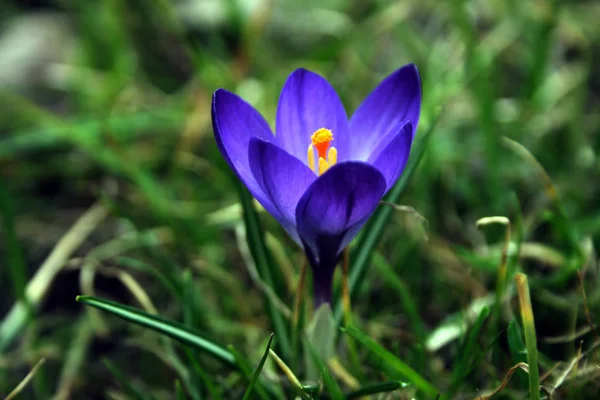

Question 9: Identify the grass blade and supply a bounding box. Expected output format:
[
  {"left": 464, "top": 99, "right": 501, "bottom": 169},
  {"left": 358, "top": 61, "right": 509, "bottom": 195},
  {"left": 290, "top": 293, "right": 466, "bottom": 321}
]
[
  {"left": 5, "top": 358, "right": 46, "bottom": 400},
  {"left": 269, "top": 349, "right": 311, "bottom": 400},
  {"left": 237, "top": 183, "right": 292, "bottom": 359},
  {"left": 76, "top": 295, "right": 236, "bottom": 367},
  {"left": 343, "top": 325, "right": 438, "bottom": 397},
  {"left": 175, "top": 380, "right": 185, "bottom": 400},
  {"left": 103, "top": 359, "right": 155, "bottom": 400},
  {"left": 445, "top": 306, "right": 491, "bottom": 398},
  {"left": 334, "top": 114, "right": 438, "bottom": 324},
  {"left": 515, "top": 273, "right": 540, "bottom": 400},
  {"left": 507, "top": 319, "right": 529, "bottom": 388},
  {"left": 242, "top": 333, "right": 275, "bottom": 400},
  {"left": 0, "top": 180, "right": 27, "bottom": 304},
  {"left": 372, "top": 251, "right": 426, "bottom": 340},
  {"left": 228, "top": 345, "right": 275, "bottom": 400},
  {"left": 345, "top": 381, "right": 408, "bottom": 399}
]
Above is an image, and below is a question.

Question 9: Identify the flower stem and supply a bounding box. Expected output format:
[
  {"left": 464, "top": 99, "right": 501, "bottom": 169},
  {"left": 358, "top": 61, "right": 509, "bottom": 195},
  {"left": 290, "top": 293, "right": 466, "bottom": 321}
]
[{"left": 313, "top": 266, "right": 334, "bottom": 308}]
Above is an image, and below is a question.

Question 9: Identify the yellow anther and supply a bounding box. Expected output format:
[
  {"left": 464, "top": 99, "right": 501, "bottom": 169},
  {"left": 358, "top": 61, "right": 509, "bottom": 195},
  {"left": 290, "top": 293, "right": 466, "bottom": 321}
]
[
  {"left": 307, "top": 144, "right": 316, "bottom": 173},
  {"left": 327, "top": 147, "right": 337, "bottom": 167},
  {"left": 318, "top": 157, "right": 329, "bottom": 175},
  {"left": 311, "top": 128, "right": 333, "bottom": 159}
]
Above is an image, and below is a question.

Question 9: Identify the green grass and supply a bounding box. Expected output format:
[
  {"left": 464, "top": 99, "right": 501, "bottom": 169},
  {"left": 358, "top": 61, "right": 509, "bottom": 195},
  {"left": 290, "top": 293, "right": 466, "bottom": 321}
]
[{"left": 1, "top": 0, "right": 600, "bottom": 398}]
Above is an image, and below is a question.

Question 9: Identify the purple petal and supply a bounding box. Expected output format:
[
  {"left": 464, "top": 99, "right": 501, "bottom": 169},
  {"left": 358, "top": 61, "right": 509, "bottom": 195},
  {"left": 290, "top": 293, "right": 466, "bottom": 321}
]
[
  {"left": 212, "top": 89, "right": 280, "bottom": 216},
  {"left": 276, "top": 69, "right": 349, "bottom": 163},
  {"left": 349, "top": 64, "right": 421, "bottom": 160},
  {"left": 368, "top": 121, "right": 413, "bottom": 192},
  {"left": 295, "top": 162, "right": 386, "bottom": 264},
  {"left": 249, "top": 138, "right": 316, "bottom": 243}
]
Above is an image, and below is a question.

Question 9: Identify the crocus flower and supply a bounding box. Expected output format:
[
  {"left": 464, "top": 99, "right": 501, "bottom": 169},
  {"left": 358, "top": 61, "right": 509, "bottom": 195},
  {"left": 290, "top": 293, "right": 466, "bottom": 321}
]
[{"left": 212, "top": 64, "right": 421, "bottom": 306}]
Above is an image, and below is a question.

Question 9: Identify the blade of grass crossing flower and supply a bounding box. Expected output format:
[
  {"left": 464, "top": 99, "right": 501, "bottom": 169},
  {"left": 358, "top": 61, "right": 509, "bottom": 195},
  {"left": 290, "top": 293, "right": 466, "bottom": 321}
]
[
  {"left": 515, "top": 274, "right": 541, "bottom": 400},
  {"left": 76, "top": 295, "right": 236, "bottom": 367},
  {"left": 241, "top": 333, "right": 274, "bottom": 400},
  {"left": 303, "top": 338, "right": 344, "bottom": 400},
  {"left": 237, "top": 183, "right": 292, "bottom": 359},
  {"left": 103, "top": 359, "right": 156, "bottom": 400},
  {"left": 345, "top": 381, "right": 409, "bottom": 399},
  {"left": 343, "top": 325, "right": 438, "bottom": 397},
  {"left": 334, "top": 115, "right": 438, "bottom": 324}
]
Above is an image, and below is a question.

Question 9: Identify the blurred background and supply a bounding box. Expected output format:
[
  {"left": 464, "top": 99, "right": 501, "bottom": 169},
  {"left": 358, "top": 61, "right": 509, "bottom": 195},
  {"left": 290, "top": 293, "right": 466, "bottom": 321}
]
[{"left": 1, "top": 0, "right": 600, "bottom": 398}]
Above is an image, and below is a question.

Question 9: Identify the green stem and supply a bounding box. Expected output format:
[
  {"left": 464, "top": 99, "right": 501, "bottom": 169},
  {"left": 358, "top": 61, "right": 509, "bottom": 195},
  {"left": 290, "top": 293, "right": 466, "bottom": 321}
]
[{"left": 515, "top": 273, "right": 540, "bottom": 400}]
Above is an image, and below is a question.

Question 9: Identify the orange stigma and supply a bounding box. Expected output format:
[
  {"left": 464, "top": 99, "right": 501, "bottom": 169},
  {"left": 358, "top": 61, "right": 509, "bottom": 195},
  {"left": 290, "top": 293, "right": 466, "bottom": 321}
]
[
  {"left": 311, "top": 128, "right": 334, "bottom": 159},
  {"left": 308, "top": 128, "right": 337, "bottom": 175}
]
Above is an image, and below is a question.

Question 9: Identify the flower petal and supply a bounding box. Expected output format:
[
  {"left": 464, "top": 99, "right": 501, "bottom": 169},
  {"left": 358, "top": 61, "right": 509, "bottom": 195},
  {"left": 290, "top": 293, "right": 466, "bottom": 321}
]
[
  {"left": 349, "top": 64, "right": 421, "bottom": 160},
  {"left": 276, "top": 69, "right": 349, "bottom": 163},
  {"left": 295, "top": 162, "right": 386, "bottom": 266},
  {"left": 249, "top": 138, "right": 316, "bottom": 243},
  {"left": 368, "top": 121, "right": 413, "bottom": 192},
  {"left": 212, "top": 89, "right": 279, "bottom": 216}
]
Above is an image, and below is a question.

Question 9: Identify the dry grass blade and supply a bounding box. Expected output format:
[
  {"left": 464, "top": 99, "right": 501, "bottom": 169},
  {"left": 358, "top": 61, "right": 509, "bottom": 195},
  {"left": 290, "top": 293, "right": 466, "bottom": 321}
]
[
  {"left": 380, "top": 201, "right": 429, "bottom": 240},
  {"left": 379, "top": 202, "right": 428, "bottom": 223},
  {"left": 328, "top": 357, "right": 359, "bottom": 389},
  {"left": 501, "top": 137, "right": 557, "bottom": 201},
  {"left": 268, "top": 349, "right": 309, "bottom": 399},
  {"left": 577, "top": 270, "right": 599, "bottom": 340},
  {"left": 5, "top": 358, "right": 46, "bottom": 400},
  {"left": 543, "top": 325, "right": 596, "bottom": 344},
  {"left": 0, "top": 203, "right": 108, "bottom": 351},
  {"left": 475, "top": 362, "right": 529, "bottom": 400},
  {"left": 71, "top": 264, "right": 159, "bottom": 314},
  {"left": 549, "top": 345, "right": 587, "bottom": 394}
]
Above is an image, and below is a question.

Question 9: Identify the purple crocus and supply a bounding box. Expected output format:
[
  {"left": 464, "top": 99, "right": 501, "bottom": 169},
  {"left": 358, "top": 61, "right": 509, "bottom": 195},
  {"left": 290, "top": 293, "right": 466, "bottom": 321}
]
[{"left": 212, "top": 64, "right": 421, "bottom": 306}]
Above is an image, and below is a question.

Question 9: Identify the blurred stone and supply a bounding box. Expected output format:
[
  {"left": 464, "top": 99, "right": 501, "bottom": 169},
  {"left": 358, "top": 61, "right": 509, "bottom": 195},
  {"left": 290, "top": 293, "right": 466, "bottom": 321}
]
[{"left": 0, "top": 12, "right": 74, "bottom": 91}]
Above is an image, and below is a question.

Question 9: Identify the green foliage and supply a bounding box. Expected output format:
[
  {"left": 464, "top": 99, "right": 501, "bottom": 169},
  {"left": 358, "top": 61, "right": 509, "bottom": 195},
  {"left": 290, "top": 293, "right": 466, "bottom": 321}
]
[
  {"left": 241, "top": 333, "right": 274, "bottom": 400},
  {"left": 76, "top": 296, "right": 236, "bottom": 366},
  {"left": 1, "top": 0, "right": 600, "bottom": 398}
]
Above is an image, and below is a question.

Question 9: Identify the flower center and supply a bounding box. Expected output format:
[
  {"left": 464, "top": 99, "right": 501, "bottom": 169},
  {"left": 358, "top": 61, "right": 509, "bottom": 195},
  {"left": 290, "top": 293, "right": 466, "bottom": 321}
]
[{"left": 307, "top": 128, "right": 337, "bottom": 175}]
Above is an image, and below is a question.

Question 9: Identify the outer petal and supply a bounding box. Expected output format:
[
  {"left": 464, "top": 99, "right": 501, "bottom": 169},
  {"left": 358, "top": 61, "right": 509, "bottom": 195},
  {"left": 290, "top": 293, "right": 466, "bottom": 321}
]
[
  {"left": 249, "top": 138, "right": 316, "bottom": 243},
  {"left": 276, "top": 69, "right": 349, "bottom": 163},
  {"left": 368, "top": 121, "right": 413, "bottom": 192},
  {"left": 296, "top": 162, "right": 386, "bottom": 265},
  {"left": 349, "top": 64, "right": 421, "bottom": 160},
  {"left": 212, "top": 89, "right": 279, "bottom": 216}
]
